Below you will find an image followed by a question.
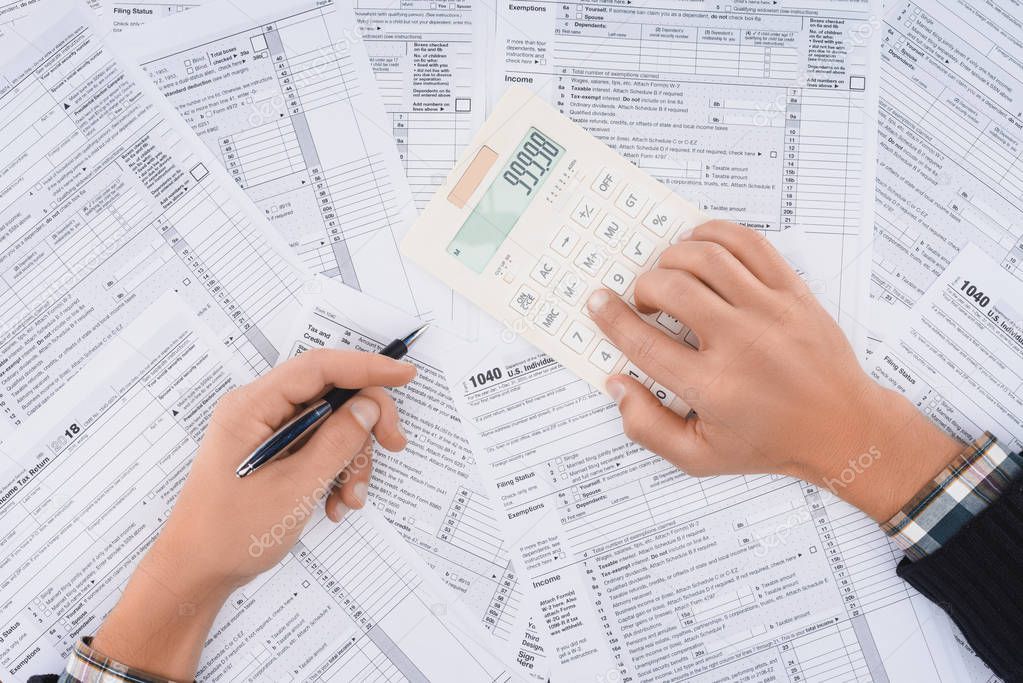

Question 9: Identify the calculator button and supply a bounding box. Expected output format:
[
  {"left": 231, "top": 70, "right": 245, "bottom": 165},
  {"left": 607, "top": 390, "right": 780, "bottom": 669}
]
[
  {"left": 656, "top": 312, "right": 684, "bottom": 335},
  {"left": 551, "top": 226, "right": 580, "bottom": 257},
  {"left": 643, "top": 203, "right": 676, "bottom": 238},
  {"left": 624, "top": 233, "right": 655, "bottom": 267},
  {"left": 574, "top": 242, "right": 606, "bottom": 277},
  {"left": 563, "top": 320, "right": 595, "bottom": 353},
  {"left": 684, "top": 329, "right": 701, "bottom": 349},
  {"left": 616, "top": 186, "right": 647, "bottom": 218},
  {"left": 622, "top": 361, "right": 651, "bottom": 386},
  {"left": 595, "top": 215, "right": 627, "bottom": 249},
  {"left": 556, "top": 272, "right": 586, "bottom": 306},
  {"left": 534, "top": 302, "right": 566, "bottom": 335},
  {"left": 572, "top": 196, "right": 600, "bottom": 228},
  {"left": 510, "top": 286, "right": 539, "bottom": 315},
  {"left": 589, "top": 339, "right": 623, "bottom": 373},
  {"left": 591, "top": 167, "right": 620, "bottom": 199},
  {"left": 601, "top": 261, "right": 635, "bottom": 295},
  {"left": 531, "top": 257, "right": 559, "bottom": 287},
  {"left": 650, "top": 381, "right": 676, "bottom": 406}
]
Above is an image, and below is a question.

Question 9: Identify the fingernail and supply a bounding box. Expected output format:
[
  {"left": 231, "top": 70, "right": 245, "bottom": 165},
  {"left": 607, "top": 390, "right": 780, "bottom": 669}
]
[
  {"left": 330, "top": 499, "right": 349, "bottom": 522},
  {"left": 348, "top": 398, "right": 380, "bottom": 431},
  {"left": 676, "top": 228, "right": 694, "bottom": 242},
  {"left": 606, "top": 379, "right": 626, "bottom": 404},
  {"left": 353, "top": 482, "right": 368, "bottom": 508},
  {"left": 587, "top": 289, "right": 611, "bottom": 313}
]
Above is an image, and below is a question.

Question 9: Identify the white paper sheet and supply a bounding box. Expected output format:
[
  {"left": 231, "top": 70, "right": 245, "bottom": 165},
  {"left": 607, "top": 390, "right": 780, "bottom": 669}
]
[
  {"left": 474, "top": 0, "right": 882, "bottom": 351},
  {"left": 870, "top": 0, "right": 1023, "bottom": 340},
  {"left": 868, "top": 242, "right": 1023, "bottom": 682},
  {"left": 280, "top": 277, "right": 547, "bottom": 680},
  {"left": 0, "top": 1, "right": 308, "bottom": 434},
  {"left": 439, "top": 327, "right": 970, "bottom": 681},
  {"left": 115, "top": 0, "right": 470, "bottom": 333},
  {"left": 0, "top": 295, "right": 513, "bottom": 681},
  {"left": 100, "top": 0, "right": 482, "bottom": 206}
]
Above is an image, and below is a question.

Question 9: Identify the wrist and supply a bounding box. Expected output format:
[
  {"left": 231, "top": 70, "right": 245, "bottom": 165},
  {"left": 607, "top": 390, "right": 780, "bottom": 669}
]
[
  {"left": 801, "top": 384, "right": 962, "bottom": 521},
  {"left": 93, "top": 535, "right": 232, "bottom": 680}
]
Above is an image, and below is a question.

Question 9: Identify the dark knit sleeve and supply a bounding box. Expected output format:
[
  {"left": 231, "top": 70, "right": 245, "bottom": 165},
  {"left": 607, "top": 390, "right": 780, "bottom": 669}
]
[{"left": 897, "top": 474, "right": 1023, "bottom": 681}]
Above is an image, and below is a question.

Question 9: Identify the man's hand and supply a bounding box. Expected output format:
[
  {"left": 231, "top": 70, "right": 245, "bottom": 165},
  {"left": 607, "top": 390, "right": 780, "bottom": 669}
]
[
  {"left": 588, "top": 219, "right": 961, "bottom": 522},
  {"left": 92, "top": 349, "right": 415, "bottom": 680}
]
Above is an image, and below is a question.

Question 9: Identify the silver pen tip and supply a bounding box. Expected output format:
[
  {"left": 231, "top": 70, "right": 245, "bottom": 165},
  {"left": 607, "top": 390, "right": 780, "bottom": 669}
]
[
  {"left": 402, "top": 323, "right": 430, "bottom": 348},
  {"left": 235, "top": 464, "right": 253, "bottom": 478}
]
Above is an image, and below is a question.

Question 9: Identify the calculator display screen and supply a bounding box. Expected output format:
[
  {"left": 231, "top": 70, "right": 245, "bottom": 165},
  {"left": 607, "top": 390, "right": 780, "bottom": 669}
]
[{"left": 447, "top": 128, "right": 564, "bottom": 272}]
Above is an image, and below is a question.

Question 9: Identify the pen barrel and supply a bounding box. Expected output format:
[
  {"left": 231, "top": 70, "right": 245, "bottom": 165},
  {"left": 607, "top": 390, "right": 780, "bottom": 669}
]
[
  {"left": 380, "top": 339, "right": 407, "bottom": 359},
  {"left": 237, "top": 400, "right": 332, "bottom": 476}
]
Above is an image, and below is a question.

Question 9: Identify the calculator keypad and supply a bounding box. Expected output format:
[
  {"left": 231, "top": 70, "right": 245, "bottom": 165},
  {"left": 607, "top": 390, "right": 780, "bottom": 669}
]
[{"left": 501, "top": 162, "right": 702, "bottom": 414}]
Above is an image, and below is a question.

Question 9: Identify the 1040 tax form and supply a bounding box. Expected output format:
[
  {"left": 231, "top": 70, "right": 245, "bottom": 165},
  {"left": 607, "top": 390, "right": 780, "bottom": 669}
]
[
  {"left": 441, "top": 333, "right": 968, "bottom": 682},
  {"left": 475, "top": 0, "right": 882, "bottom": 348}
]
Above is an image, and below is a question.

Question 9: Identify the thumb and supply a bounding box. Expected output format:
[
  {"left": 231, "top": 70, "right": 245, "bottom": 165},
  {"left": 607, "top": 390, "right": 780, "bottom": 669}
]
[
  {"left": 608, "top": 376, "right": 708, "bottom": 474},
  {"left": 279, "top": 396, "right": 380, "bottom": 488}
]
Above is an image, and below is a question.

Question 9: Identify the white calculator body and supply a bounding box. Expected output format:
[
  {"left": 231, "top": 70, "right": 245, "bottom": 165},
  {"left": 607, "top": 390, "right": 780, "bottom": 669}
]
[{"left": 401, "top": 86, "right": 706, "bottom": 413}]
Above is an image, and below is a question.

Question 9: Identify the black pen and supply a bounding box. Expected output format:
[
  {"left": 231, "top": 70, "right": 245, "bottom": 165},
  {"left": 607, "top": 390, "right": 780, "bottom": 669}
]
[{"left": 235, "top": 324, "right": 430, "bottom": 478}]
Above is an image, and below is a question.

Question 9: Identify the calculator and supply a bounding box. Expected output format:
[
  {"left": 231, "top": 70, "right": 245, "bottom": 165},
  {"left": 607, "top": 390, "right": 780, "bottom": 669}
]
[{"left": 401, "top": 86, "right": 707, "bottom": 414}]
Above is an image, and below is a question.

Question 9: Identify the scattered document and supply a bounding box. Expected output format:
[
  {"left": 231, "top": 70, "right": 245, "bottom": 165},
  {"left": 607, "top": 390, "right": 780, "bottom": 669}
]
[
  {"left": 281, "top": 277, "right": 546, "bottom": 680},
  {"left": 475, "top": 0, "right": 882, "bottom": 347},
  {"left": 868, "top": 242, "right": 1023, "bottom": 680},
  {"left": 0, "top": 2, "right": 306, "bottom": 433},
  {"left": 100, "top": 0, "right": 481, "bottom": 208},
  {"left": 871, "top": 0, "right": 1023, "bottom": 337},
  {"left": 118, "top": 0, "right": 467, "bottom": 330},
  {"left": 0, "top": 296, "right": 513, "bottom": 682},
  {"left": 869, "top": 242, "right": 1023, "bottom": 478},
  {"left": 353, "top": 2, "right": 480, "bottom": 209},
  {"left": 441, "top": 333, "right": 969, "bottom": 681}
]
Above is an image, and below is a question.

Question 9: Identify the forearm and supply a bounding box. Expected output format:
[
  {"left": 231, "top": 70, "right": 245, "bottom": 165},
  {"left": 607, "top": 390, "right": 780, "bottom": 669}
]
[
  {"left": 92, "top": 537, "right": 232, "bottom": 681},
  {"left": 797, "top": 383, "right": 964, "bottom": 522}
]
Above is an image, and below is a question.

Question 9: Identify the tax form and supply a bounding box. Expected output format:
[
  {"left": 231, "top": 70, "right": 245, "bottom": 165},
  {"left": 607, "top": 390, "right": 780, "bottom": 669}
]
[
  {"left": 0, "top": 296, "right": 513, "bottom": 682},
  {"left": 867, "top": 242, "right": 1023, "bottom": 679},
  {"left": 0, "top": 2, "right": 306, "bottom": 433},
  {"left": 442, "top": 333, "right": 968, "bottom": 681},
  {"left": 476, "top": 0, "right": 881, "bottom": 345},
  {"left": 353, "top": 1, "right": 480, "bottom": 209},
  {"left": 101, "top": 0, "right": 481, "bottom": 209},
  {"left": 870, "top": 0, "right": 1023, "bottom": 337},
  {"left": 281, "top": 277, "right": 547, "bottom": 680},
  {"left": 118, "top": 0, "right": 466, "bottom": 329}
]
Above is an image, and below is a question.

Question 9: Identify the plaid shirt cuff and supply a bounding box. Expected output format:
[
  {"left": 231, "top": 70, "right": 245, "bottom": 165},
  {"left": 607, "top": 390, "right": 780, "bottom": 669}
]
[
  {"left": 59, "top": 637, "right": 188, "bottom": 683},
  {"left": 882, "top": 432, "right": 1022, "bottom": 561}
]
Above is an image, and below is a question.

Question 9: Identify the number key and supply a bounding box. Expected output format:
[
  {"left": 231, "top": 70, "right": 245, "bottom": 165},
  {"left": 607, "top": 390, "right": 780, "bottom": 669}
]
[
  {"left": 563, "top": 320, "right": 595, "bottom": 353},
  {"left": 601, "top": 261, "right": 635, "bottom": 296},
  {"left": 589, "top": 339, "right": 623, "bottom": 373}
]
